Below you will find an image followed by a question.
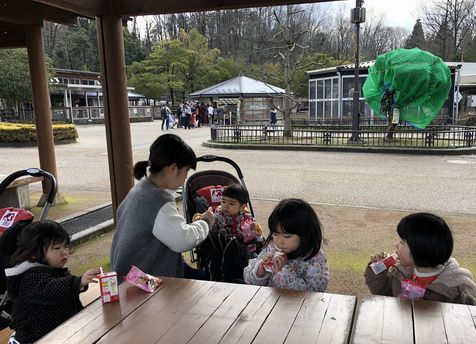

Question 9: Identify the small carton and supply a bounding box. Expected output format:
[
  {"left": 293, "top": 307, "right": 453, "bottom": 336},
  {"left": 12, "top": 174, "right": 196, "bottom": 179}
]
[
  {"left": 370, "top": 255, "right": 396, "bottom": 274},
  {"left": 263, "top": 251, "right": 288, "bottom": 273},
  {"left": 98, "top": 271, "right": 119, "bottom": 304}
]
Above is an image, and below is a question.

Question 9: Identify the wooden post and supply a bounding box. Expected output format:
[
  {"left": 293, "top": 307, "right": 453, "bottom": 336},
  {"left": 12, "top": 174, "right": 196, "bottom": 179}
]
[
  {"left": 96, "top": 16, "right": 134, "bottom": 220},
  {"left": 25, "top": 25, "right": 59, "bottom": 199}
]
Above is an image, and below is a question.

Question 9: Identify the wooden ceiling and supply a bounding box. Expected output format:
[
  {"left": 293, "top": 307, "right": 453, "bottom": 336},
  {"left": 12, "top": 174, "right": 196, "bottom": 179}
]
[{"left": 0, "top": 0, "right": 344, "bottom": 48}]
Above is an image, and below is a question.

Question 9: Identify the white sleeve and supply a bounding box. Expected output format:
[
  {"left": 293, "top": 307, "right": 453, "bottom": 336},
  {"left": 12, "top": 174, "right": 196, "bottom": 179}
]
[{"left": 152, "top": 201, "right": 209, "bottom": 253}]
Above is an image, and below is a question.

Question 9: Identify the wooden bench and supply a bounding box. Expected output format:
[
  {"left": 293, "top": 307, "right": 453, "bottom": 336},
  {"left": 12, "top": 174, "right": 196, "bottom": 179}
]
[{"left": 0, "top": 176, "right": 43, "bottom": 210}]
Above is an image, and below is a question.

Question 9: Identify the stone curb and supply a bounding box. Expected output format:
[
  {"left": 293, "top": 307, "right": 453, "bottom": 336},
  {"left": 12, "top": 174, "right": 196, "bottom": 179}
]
[{"left": 202, "top": 141, "right": 476, "bottom": 155}]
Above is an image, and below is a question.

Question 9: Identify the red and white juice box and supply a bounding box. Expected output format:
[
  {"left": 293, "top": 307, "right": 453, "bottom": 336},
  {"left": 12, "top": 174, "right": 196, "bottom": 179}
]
[
  {"left": 98, "top": 270, "right": 119, "bottom": 304},
  {"left": 370, "top": 255, "right": 397, "bottom": 274}
]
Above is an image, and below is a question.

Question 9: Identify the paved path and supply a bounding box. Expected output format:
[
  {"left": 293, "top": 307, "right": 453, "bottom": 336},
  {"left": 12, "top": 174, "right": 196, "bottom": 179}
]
[{"left": 1, "top": 121, "right": 476, "bottom": 215}]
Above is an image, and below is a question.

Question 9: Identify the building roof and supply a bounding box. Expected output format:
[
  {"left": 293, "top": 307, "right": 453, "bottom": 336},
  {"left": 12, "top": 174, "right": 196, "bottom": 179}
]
[
  {"left": 189, "top": 74, "right": 285, "bottom": 98},
  {"left": 307, "top": 61, "right": 474, "bottom": 77}
]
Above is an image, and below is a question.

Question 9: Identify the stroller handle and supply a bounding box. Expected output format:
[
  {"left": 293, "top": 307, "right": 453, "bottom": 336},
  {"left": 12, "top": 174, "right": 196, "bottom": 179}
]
[
  {"left": 197, "top": 155, "right": 244, "bottom": 180},
  {"left": 0, "top": 168, "right": 57, "bottom": 207}
]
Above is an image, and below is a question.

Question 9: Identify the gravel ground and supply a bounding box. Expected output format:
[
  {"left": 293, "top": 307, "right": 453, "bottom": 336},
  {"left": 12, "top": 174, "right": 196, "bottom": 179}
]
[{"left": 65, "top": 199, "right": 476, "bottom": 296}]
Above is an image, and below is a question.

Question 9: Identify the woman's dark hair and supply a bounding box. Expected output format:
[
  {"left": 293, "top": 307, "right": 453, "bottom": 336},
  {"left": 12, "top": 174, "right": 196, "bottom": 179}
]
[
  {"left": 267, "top": 198, "right": 323, "bottom": 260},
  {"left": 133, "top": 134, "right": 197, "bottom": 180},
  {"left": 397, "top": 212, "right": 453, "bottom": 267},
  {"left": 222, "top": 183, "right": 249, "bottom": 205},
  {"left": 10, "top": 220, "right": 71, "bottom": 266}
]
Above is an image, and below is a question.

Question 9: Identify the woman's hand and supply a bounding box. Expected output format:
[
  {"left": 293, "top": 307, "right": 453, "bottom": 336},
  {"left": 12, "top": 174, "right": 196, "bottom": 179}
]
[
  {"left": 80, "top": 268, "right": 101, "bottom": 288},
  {"left": 200, "top": 207, "right": 215, "bottom": 227}
]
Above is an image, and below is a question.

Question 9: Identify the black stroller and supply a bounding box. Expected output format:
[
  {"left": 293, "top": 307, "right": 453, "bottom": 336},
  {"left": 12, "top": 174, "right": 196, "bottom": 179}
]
[
  {"left": 0, "top": 168, "right": 57, "bottom": 330},
  {"left": 183, "top": 155, "right": 263, "bottom": 283}
]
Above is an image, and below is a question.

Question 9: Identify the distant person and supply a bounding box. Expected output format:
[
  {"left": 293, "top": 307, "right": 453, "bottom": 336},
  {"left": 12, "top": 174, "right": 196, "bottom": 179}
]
[
  {"left": 110, "top": 134, "right": 214, "bottom": 280},
  {"left": 270, "top": 108, "right": 277, "bottom": 127},
  {"left": 160, "top": 104, "right": 171, "bottom": 130},
  {"left": 207, "top": 104, "right": 215, "bottom": 124},
  {"left": 6, "top": 221, "right": 100, "bottom": 344},
  {"left": 217, "top": 107, "right": 225, "bottom": 125},
  {"left": 244, "top": 198, "right": 329, "bottom": 292},
  {"left": 365, "top": 212, "right": 476, "bottom": 305}
]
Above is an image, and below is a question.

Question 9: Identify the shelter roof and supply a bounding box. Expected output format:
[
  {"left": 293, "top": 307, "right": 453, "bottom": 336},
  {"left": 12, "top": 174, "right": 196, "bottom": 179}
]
[
  {"left": 189, "top": 74, "right": 285, "bottom": 98},
  {"left": 0, "top": 0, "right": 344, "bottom": 48}
]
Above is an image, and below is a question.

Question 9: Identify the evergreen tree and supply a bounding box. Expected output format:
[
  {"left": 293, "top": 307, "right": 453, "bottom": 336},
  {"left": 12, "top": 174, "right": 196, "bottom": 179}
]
[{"left": 405, "top": 19, "right": 426, "bottom": 50}]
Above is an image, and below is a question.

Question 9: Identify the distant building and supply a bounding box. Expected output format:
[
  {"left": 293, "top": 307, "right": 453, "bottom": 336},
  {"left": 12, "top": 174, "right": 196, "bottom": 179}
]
[
  {"left": 50, "top": 69, "right": 152, "bottom": 124},
  {"left": 189, "top": 73, "right": 285, "bottom": 124},
  {"left": 306, "top": 62, "right": 476, "bottom": 125}
]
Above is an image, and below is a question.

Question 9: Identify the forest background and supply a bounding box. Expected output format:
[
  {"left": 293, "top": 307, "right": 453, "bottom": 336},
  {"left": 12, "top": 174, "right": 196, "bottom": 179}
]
[{"left": 1, "top": 0, "right": 476, "bottom": 111}]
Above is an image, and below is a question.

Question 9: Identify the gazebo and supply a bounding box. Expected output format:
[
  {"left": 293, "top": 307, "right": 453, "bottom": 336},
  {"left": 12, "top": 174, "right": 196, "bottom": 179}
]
[
  {"left": 0, "top": 0, "right": 343, "bottom": 218},
  {"left": 189, "top": 74, "right": 285, "bottom": 124}
]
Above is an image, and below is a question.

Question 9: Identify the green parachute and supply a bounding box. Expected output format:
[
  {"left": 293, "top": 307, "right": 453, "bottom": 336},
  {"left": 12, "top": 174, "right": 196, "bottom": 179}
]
[{"left": 363, "top": 48, "right": 451, "bottom": 129}]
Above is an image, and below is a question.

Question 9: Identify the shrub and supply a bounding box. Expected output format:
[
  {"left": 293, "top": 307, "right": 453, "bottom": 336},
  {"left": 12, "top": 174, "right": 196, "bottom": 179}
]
[{"left": 0, "top": 122, "right": 78, "bottom": 144}]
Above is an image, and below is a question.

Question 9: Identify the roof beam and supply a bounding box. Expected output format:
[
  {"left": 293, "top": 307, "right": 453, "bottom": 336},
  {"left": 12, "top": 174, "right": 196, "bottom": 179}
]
[
  {"left": 116, "top": 0, "right": 341, "bottom": 16},
  {"left": 34, "top": 0, "right": 344, "bottom": 17},
  {"left": 0, "top": 23, "right": 26, "bottom": 48},
  {"left": 33, "top": 0, "right": 111, "bottom": 17},
  {"left": 0, "top": 0, "right": 78, "bottom": 26}
]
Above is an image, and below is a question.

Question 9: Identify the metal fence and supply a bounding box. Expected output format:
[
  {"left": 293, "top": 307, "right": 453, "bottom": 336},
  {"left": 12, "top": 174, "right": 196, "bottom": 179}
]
[
  {"left": 210, "top": 125, "right": 476, "bottom": 149},
  {"left": 1, "top": 106, "right": 154, "bottom": 124}
]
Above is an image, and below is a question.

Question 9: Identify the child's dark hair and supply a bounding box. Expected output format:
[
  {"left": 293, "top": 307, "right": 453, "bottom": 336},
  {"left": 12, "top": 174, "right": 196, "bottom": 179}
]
[
  {"left": 10, "top": 220, "right": 71, "bottom": 266},
  {"left": 267, "top": 198, "right": 323, "bottom": 260},
  {"left": 397, "top": 212, "right": 453, "bottom": 267},
  {"left": 223, "top": 183, "right": 249, "bottom": 205},
  {"left": 133, "top": 134, "right": 197, "bottom": 180}
]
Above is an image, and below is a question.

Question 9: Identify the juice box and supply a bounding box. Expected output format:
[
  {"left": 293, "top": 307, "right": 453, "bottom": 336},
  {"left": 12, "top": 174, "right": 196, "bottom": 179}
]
[
  {"left": 98, "top": 271, "right": 119, "bottom": 303},
  {"left": 370, "top": 255, "right": 396, "bottom": 274}
]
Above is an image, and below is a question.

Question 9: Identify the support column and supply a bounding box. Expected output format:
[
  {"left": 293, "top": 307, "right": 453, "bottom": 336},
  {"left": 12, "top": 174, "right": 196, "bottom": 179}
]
[
  {"left": 96, "top": 16, "right": 134, "bottom": 219},
  {"left": 25, "top": 26, "right": 63, "bottom": 204}
]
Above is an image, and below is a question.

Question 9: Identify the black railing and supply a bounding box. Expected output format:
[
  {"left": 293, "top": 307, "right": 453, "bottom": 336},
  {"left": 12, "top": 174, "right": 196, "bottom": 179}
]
[{"left": 210, "top": 125, "right": 476, "bottom": 149}]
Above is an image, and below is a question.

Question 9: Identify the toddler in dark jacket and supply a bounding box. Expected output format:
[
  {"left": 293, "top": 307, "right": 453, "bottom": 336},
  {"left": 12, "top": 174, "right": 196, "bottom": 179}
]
[{"left": 5, "top": 220, "right": 100, "bottom": 343}]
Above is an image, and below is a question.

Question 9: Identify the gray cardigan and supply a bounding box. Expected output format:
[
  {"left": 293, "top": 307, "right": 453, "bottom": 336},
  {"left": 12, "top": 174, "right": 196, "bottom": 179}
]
[{"left": 110, "top": 178, "right": 209, "bottom": 279}]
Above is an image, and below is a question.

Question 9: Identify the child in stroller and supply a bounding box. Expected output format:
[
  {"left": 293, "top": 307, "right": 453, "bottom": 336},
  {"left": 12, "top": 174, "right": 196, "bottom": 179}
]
[
  {"left": 183, "top": 155, "right": 263, "bottom": 284},
  {"left": 0, "top": 168, "right": 57, "bottom": 330}
]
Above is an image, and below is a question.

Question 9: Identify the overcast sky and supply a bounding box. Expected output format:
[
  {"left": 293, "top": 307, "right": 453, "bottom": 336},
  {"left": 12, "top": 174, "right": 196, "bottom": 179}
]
[{"left": 329, "top": 0, "right": 423, "bottom": 30}]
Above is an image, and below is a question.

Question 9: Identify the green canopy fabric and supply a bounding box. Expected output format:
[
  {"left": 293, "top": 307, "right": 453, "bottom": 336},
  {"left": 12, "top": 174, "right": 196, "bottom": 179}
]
[{"left": 363, "top": 48, "right": 451, "bottom": 129}]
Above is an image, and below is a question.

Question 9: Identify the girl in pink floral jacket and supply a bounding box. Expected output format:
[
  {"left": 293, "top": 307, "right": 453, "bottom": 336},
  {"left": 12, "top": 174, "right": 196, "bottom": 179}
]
[{"left": 244, "top": 198, "right": 329, "bottom": 292}]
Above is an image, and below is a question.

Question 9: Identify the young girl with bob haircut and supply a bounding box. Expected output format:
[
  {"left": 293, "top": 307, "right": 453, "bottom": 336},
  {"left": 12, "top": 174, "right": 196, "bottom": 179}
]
[
  {"left": 365, "top": 212, "right": 476, "bottom": 304},
  {"left": 5, "top": 220, "right": 100, "bottom": 344},
  {"left": 243, "top": 198, "right": 329, "bottom": 292},
  {"left": 110, "top": 134, "right": 214, "bottom": 280}
]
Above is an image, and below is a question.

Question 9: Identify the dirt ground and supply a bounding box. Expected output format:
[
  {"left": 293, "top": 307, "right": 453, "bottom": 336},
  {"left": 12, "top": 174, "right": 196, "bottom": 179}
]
[{"left": 58, "top": 197, "right": 476, "bottom": 297}]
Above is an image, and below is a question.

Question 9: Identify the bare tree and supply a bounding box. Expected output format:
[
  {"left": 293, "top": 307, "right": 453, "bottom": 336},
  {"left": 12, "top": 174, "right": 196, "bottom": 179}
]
[
  {"left": 328, "top": 7, "right": 353, "bottom": 60},
  {"left": 421, "top": 0, "right": 476, "bottom": 60},
  {"left": 267, "top": 4, "right": 329, "bottom": 135}
]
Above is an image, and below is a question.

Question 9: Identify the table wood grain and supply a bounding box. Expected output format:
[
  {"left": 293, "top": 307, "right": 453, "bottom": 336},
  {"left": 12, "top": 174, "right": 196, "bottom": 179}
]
[
  {"left": 37, "top": 278, "right": 476, "bottom": 344},
  {"left": 37, "top": 278, "right": 356, "bottom": 344}
]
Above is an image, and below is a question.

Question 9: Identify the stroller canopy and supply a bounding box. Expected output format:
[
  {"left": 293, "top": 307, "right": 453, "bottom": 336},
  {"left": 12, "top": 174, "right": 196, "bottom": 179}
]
[{"left": 363, "top": 48, "right": 451, "bottom": 129}]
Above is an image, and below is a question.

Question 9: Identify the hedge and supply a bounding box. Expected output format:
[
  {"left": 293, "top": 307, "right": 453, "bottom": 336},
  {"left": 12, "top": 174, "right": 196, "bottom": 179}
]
[{"left": 0, "top": 122, "right": 78, "bottom": 144}]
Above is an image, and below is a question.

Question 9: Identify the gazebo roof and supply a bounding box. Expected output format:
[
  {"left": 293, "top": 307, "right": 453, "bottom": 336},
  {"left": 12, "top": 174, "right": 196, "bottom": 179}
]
[{"left": 189, "top": 74, "right": 285, "bottom": 98}]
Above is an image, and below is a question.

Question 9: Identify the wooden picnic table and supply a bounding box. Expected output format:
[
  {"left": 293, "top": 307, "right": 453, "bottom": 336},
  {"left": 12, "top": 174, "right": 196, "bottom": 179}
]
[
  {"left": 36, "top": 278, "right": 476, "bottom": 344},
  {"left": 37, "top": 277, "right": 355, "bottom": 344}
]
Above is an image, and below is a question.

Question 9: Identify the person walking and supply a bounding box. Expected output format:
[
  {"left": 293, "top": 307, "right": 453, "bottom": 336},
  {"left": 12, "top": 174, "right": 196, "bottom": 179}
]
[{"left": 270, "top": 108, "right": 277, "bottom": 128}]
